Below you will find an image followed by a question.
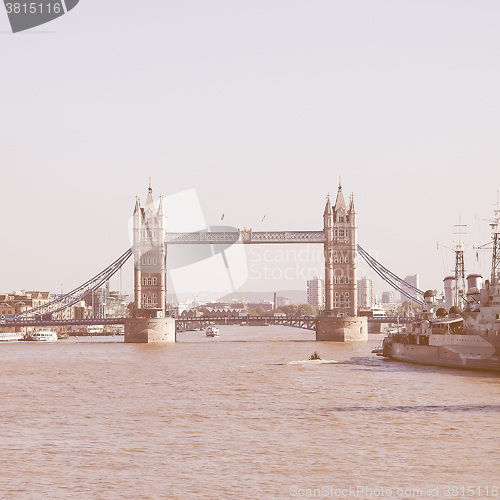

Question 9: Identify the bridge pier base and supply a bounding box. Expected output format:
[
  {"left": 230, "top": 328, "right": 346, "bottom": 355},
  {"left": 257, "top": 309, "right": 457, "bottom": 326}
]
[
  {"left": 316, "top": 316, "right": 367, "bottom": 342},
  {"left": 124, "top": 318, "right": 176, "bottom": 343}
]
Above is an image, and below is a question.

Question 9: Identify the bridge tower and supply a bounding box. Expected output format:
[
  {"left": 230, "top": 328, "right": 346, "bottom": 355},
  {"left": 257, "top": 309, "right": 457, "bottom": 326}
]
[
  {"left": 317, "top": 181, "right": 367, "bottom": 341},
  {"left": 125, "top": 181, "right": 175, "bottom": 343},
  {"left": 132, "top": 182, "right": 166, "bottom": 317}
]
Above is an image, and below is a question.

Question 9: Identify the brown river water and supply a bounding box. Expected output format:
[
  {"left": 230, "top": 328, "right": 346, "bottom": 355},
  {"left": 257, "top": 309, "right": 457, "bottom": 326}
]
[{"left": 1, "top": 326, "right": 499, "bottom": 499}]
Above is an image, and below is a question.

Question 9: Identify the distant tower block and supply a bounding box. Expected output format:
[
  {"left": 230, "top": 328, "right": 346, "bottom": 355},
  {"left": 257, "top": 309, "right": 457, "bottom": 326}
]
[
  {"left": 125, "top": 181, "right": 175, "bottom": 343},
  {"left": 316, "top": 181, "right": 367, "bottom": 341}
]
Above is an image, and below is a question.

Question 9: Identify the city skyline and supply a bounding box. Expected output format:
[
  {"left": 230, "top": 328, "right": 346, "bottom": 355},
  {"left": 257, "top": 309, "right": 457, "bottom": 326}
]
[{"left": 2, "top": 1, "right": 499, "bottom": 296}]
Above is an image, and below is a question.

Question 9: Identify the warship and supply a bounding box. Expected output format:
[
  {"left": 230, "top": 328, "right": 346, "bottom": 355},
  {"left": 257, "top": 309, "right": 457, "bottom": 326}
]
[{"left": 379, "top": 206, "right": 500, "bottom": 372}]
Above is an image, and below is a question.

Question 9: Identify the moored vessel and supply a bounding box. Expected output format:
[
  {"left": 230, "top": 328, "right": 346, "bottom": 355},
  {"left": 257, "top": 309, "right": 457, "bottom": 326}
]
[
  {"left": 380, "top": 309, "right": 500, "bottom": 372},
  {"left": 0, "top": 331, "right": 23, "bottom": 342},
  {"left": 359, "top": 304, "right": 388, "bottom": 333},
  {"left": 21, "top": 330, "right": 58, "bottom": 342},
  {"left": 378, "top": 207, "right": 500, "bottom": 372}
]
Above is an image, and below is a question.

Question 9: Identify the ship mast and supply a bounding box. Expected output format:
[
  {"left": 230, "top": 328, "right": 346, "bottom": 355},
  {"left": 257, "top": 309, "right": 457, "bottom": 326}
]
[
  {"left": 454, "top": 217, "right": 467, "bottom": 309},
  {"left": 490, "top": 192, "right": 500, "bottom": 285}
]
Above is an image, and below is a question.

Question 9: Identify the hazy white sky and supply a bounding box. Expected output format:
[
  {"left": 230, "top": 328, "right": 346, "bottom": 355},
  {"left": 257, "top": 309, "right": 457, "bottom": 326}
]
[{"left": 1, "top": 1, "right": 499, "bottom": 298}]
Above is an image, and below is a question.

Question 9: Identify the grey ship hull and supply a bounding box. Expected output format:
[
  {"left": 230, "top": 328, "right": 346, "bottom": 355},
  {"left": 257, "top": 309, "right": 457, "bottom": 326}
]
[{"left": 383, "top": 335, "right": 500, "bottom": 372}]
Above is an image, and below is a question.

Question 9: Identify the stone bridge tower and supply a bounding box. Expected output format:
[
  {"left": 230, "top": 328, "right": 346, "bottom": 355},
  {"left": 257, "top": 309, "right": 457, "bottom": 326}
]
[
  {"left": 316, "top": 181, "right": 367, "bottom": 341},
  {"left": 125, "top": 181, "right": 175, "bottom": 343},
  {"left": 132, "top": 182, "right": 166, "bottom": 317}
]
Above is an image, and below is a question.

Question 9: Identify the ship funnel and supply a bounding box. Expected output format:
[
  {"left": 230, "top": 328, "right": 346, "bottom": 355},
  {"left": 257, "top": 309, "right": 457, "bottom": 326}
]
[
  {"left": 423, "top": 290, "right": 436, "bottom": 314},
  {"left": 466, "top": 274, "right": 482, "bottom": 292},
  {"left": 443, "top": 276, "right": 455, "bottom": 312}
]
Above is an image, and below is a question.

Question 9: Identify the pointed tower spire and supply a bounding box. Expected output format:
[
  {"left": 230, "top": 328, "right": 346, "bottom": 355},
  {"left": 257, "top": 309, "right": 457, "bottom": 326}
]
[
  {"left": 145, "top": 178, "right": 154, "bottom": 208},
  {"left": 133, "top": 196, "right": 141, "bottom": 215},
  {"left": 157, "top": 194, "right": 164, "bottom": 216},
  {"left": 349, "top": 193, "right": 356, "bottom": 214},
  {"left": 334, "top": 178, "right": 346, "bottom": 212},
  {"left": 323, "top": 193, "right": 332, "bottom": 215}
]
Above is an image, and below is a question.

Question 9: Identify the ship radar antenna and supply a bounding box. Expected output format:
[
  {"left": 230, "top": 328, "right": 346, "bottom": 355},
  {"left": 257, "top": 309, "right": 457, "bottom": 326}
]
[
  {"left": 490, "top": 191, "right": 500, "bottom": 284},
  {"left": 474, "top": 194, "right": 500, "bottom": 285},
  {"left": 437, "top": 217, "right": 468, "bottom": 309},
  {"left": 454, "top": 216, "right": 467, "bottom": 249},
  {"left": 453, "top": 217, "right": 467, "bottom": 308},
  {"left": 493, "top": 190, "right": 500, "bottom": 229}
]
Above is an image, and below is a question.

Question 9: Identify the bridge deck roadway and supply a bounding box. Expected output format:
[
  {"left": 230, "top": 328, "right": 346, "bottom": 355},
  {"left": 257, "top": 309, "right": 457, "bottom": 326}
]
[{"left": 164, "top": 231, "right": 327, "bottom": 244}]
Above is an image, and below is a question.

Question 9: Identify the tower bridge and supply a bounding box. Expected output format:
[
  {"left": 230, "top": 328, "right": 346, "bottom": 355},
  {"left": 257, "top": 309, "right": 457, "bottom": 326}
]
[{"left": 5, "top": 181, "right": 424, "bottom": 341}]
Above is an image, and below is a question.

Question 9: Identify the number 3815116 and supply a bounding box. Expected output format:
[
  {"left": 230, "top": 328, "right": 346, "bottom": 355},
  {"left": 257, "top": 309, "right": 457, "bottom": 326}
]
[{"left": 5, "top": 3, "right": 62, "bottom": 14}]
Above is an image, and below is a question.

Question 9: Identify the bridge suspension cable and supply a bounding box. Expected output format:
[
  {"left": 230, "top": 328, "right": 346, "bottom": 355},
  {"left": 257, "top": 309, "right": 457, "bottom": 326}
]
[
  {"left": 357, "top": 245, "right": 425, "bottom": 305},
  {"left": 14, "top": 248, "right": 132, "bottom": 320}
]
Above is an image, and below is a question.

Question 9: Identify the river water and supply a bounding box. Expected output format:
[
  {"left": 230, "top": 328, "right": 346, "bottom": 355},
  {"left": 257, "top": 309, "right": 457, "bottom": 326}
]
[{"left": 1, "top": 326, "right": 499, "bottom": 499}]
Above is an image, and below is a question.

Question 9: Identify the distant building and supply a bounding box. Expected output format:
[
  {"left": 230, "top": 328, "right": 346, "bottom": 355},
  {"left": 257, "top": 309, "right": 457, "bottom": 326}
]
[
  {"left": 170, "top": 302, "right": 190, "bottom": 318},
  {"left": 105, "top": 291, "right": 129, "bottom": 318},
  {"left": 0, "top": 291, "right": 53, "bottom": 333},
  {"left": 307, "top": 276, "right": 325, "bottom": 308},
  {"left": 357, "top": 277, "right": 375, "bottom": 308},
  {"left": 401, "top": 274, "right": 419, "bottom": 303},
  {"left": 198, "top": 306, "right": 245, "bottom": 318},
  {"left": 85, "top": 288, "right": 106, "bottom": 317},
  {"left": 381, "top": 291, "right": 395, "bottom": 305},
  {"left": 276, "top": 296, "right": 291, "bottom": 307}
]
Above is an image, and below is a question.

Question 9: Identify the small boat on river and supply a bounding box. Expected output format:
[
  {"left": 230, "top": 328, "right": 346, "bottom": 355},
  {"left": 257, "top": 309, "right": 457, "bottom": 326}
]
[
  {"left": 206, "top": 326, "right": 219, "bottom": 337},
  {"left": 21, "top": 330, "right": 58, "bottom": 342}
]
